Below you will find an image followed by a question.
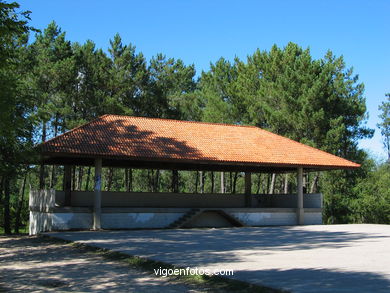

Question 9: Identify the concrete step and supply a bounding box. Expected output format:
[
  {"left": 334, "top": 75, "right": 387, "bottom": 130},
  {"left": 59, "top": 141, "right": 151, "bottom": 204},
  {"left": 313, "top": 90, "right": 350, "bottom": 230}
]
[{"left": 167, "top": 208, "right": 203, "bottom": 228}]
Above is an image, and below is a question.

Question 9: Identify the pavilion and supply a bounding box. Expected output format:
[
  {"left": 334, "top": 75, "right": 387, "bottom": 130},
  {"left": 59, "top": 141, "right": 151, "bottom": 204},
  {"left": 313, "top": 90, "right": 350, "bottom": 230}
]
[{"left": 29, "top": 114, "right": 359, "bottom": 234}]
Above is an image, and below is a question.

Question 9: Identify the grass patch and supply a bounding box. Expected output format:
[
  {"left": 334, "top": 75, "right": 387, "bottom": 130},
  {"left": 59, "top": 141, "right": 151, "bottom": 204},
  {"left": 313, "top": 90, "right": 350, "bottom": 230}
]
[
  {"left": 0, "top": 225, "right": 28, "bottom": 236},
  {"left": 40, "top": 234, "right": 287, "bottom": 293}
]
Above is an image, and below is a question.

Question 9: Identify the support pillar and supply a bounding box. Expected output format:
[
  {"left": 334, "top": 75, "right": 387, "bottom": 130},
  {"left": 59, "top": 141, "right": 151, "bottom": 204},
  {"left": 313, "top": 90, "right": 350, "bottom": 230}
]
[
  {"left": 245, "top": 172, "right": 252, "bottom": 207},
  {"left": 93, "top": 158, "right": 102, "bottom": 230},
  {"left": 297, "top": 167, "right": 304, "bottom": 225},
  {"left": 63, "top": 165, "right": 72, "bottom": 206}
]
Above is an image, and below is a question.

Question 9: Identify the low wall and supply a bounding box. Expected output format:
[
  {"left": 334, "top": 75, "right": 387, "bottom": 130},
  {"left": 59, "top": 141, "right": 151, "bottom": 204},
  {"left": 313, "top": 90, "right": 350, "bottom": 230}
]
[
  {"left": 55, "top": 191, "right": 246, "bottom": 208},
  {"left": 54, "top": 191, "right": 322, "bottom": 208},
  {"left": 102, "top": 212, "right": 183, "bottom": 229},
  {"left": 29, "top": 208, "right": 322, "bottom": 234},
  {"left": 229, "top": 208, "right": 322, "bottom": 226},
  {"left": 254, "top": 193, "right": 322, "bottom": 208},
  {"left": 29, "top": 190, "right": 323, "bottom": 234}
]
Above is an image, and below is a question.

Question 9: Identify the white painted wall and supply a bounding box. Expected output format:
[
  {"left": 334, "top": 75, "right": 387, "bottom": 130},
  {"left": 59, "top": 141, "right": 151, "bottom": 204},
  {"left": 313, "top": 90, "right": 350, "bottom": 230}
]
[
  {"left": 231, "top": 211, "right": 322, "bottom": 226},
  {"left": 304, "top": 212, "right": 323, "bottom": 225},
  {"left": 29, "top": 210, "right": 322, "bottom": 234},
  {"left": 51, "top": 213, "right": 92, "bottom": 230},
  {"left": 101, "top": 213, "right": 184, "bottom": 229},
  {"left": 232, "top": 212, "right": 297, "bottom": 226},
  {"left": 29, "top": 211, "right": 52, "bottom": 235}
]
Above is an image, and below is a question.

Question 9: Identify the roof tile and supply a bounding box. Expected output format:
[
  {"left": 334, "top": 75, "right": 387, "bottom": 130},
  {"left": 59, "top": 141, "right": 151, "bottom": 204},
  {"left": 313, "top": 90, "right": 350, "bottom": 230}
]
[{"left": 40, "top": 114, "right": 360, "bottom": 169}]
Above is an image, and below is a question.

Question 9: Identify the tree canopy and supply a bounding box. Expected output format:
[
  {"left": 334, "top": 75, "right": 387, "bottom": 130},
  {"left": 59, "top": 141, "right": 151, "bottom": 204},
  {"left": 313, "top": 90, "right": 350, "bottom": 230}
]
[{"left": 0, "top": 0, "right": 389, "bottom": 234}]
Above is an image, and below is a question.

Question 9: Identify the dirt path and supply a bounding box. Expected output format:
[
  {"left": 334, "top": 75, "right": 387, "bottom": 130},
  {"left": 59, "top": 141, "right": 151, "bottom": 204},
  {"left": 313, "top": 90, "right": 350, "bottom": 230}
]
[{"left": 0, "top": 236, "right": 208, "bottom": 292}]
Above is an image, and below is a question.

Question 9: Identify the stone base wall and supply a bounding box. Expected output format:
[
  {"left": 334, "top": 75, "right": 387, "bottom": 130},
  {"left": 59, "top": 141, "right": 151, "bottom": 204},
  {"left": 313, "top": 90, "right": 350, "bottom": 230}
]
[
  {"left": 231, "top": 210, "right": 322, "bottom": 226},
  {"left": 29, "top": 208, "right": 322, "bottom": 234},
  {"left": 101, "top": 212, "right": 183, "bottom": 229}
]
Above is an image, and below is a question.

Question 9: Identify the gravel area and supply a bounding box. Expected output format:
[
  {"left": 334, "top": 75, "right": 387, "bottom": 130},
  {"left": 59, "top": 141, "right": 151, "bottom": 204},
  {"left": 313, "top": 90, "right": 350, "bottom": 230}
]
[{"left": 0, "top": 236, "right": 209, "bottom": 292}]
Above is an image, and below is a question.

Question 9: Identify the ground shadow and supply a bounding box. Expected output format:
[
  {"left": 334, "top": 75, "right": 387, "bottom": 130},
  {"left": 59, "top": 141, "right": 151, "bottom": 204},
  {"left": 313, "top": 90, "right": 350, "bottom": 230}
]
[
  {"left": 48, "top": 226, "right": 390, "bottom": 292},
  {"left": 50, "top": 226, "right": 389, "bottom": 263},
  {"left": 234, "top": 268, "right": 390, "bottom": 293},
  {"left": 0, "top": 236, "right": 199, "bottom": 292}
]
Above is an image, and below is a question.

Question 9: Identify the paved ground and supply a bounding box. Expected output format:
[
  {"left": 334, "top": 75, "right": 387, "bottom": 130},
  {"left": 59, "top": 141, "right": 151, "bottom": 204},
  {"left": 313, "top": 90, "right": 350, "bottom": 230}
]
[
  {"left": 0, "top": 236, "right": 211, "bottom": 292},
  {"left": 49, "top": 224, "right": 390, "bottom": 293}
]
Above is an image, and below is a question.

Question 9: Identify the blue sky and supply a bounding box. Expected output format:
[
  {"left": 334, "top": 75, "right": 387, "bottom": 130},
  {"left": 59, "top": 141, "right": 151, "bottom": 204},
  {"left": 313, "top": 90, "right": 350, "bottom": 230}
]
[{"left": 18, "top": 0, "right": 389, "bottom": 160}]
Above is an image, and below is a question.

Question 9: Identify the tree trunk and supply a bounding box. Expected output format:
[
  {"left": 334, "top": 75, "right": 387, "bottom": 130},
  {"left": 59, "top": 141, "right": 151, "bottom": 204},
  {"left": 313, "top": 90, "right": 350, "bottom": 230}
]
[
  {"left": 14, "top": 169, "right": 28, "bottom": 234},
  {"left": 310, "top": 172, "right": 320, "bottom": 193},
  {"left": 269, "top": 173, "right": 276, "bottom": 194},
  {"left": 195, "top": 171, "right": 199, "bottom": 193},
  {"left": 220, "top": 172, "right": 225, "bottom": 193},
  {"left": 303, "top": 173, "right": 307, "bottom": 193},
  {"left": 77, "top": 166, "right": 83, "bottom": 190},
  {"left": 256, "top": 173, "right": 261, "bottom": 194},
  {"left": 199, "top": 171, "right": 204, "bottom": 194},
  {"left": 85, "top": 167, "right": 91, "bottom": 191},
  {"left": 0, "top": 176, "right": 3, "bottom": 204},
  {"left": 284, "top": 174, "right": 289, "bottom": 194},
  {"left": 49, "top": 115, "right": 59, "bottom": 188},
  {"left": 232, "top": 172, "right": 238, "bottom": 194},
  {"left": 125, "top": 169, "right": 128, "bottom": 191},
  {"left": 129, "top": 169, "right": 133, "bottom": 192},
  {"left": 3, "top": 176, "right": 11, "bottom": 234},
  {"left": 172, "top": 170, "right": 179, "bottom": 193},
  {"left": 72, "top": 166, "right": 76, "bottom": 190},
  {"left": 210, "top": 172, "right": 215, "bottom": 193},
  {"left": 125, "top": 168, "right": 132, "bottom": 192},
  {"left": 229, "top": 172, "right": 233, "bottom": 193},
  {"left": 107, "top": 167, "right": 113, "bottom": 191},
  {"left": 154, "top": 170, "right": 160, "bottom": 192},
  {"left": 147, "top": 170, "right": 151, "bottom": 192},
  {"left": 39, "top": 121, "right": 47, "bottom": 189}
]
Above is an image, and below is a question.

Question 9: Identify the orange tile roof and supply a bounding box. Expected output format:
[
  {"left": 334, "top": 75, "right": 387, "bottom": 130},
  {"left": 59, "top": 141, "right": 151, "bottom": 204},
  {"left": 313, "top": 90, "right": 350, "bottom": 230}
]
[{"left": 40, "top": 114, "right": 360, "bottom": 169}]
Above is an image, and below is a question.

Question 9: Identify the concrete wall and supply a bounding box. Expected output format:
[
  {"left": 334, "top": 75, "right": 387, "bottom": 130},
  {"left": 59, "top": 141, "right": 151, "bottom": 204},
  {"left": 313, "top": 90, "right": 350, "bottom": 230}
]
[
  {"left": 231, "top": 211, "right": 297, "bottom": 226},
  {"left": 29, "top": 208, "right": 322, "bottom": 234},
  {"left": 29, "top": 189, "right": 55, "bottom": 211},
  {"left": 29, "top": 211, "right": 52, "bottom": 235},
  {"left": 303, "top": 211, "right": 323, "bottom": 225},
  {"left": 254, "top": 193, "right": 322, "bottom": 208},
  {"left": 54, "top": 191, "right": 322, "bottom": 209},
  {"left": 55, "top": 191, "right": 246, "bottom": 208},
  {"left": 52, "top": 213, "right": 92, "bottom": 230},
  {"left": 102, "top": 212, "right": 183, "bottom": 229},
  {"left": 230, "top": 210, "right": 322, "bottom": 226},
  {"left": 29, "top": 189, "right": 323, "bottom": 234}
]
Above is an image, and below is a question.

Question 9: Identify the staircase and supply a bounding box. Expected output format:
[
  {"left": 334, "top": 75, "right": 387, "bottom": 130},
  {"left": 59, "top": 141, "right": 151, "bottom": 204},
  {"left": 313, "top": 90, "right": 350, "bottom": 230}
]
[
  {"left": 215, "top": 210, "right": 246, "bottom": 227},
  {"left": 167, "top": 208, "right": 246, "bottom": 228},
  {"left": 167, "top": 208, "right": 203, "bottom": 228}
]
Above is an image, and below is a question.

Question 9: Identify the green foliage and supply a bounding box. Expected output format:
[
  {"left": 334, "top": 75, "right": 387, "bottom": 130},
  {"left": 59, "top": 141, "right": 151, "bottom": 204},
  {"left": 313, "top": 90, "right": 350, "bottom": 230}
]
[
  {"left": 377, "top": 94, "right": 390, "bottom": 161},
  {"left": 1, "top": 1, "right": 388, "bottom": 233},
  {"left": 353, "top": 163, "right": 390, "bottom": 223}
]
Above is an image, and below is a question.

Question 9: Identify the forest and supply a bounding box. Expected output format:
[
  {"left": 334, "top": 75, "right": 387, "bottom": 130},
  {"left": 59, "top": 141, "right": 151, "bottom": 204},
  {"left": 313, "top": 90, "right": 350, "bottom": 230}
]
[{"left": 0, "top": 1, "right": 389, "bottom": 234}]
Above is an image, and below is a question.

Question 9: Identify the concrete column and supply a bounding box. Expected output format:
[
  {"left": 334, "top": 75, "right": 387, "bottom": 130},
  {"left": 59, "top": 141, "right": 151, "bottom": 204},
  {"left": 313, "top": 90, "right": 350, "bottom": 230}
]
[
  {"left": 93, "top": 158, "right": 102, "bottom": 230},
  {"left": 63, "top": 165, "right": 72, "bottom": 206},
  {"left": 245, "top": 172, "right": 252, "bottom": 207},
  {"left": 297, "top": 167, "right": 304, "bottom": 225}
]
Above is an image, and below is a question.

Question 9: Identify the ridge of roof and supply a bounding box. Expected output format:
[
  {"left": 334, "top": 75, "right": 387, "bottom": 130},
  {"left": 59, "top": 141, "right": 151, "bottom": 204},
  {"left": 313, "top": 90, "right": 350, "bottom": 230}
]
[{"left": 102, "top": 114, "right": 260, "bottom": 129}]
